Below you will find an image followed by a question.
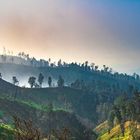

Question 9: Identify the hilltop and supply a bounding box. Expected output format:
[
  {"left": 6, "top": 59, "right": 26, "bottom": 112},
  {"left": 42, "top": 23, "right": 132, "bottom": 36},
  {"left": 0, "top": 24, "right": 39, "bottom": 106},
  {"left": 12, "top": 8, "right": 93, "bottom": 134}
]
[{"left": 0, "top": 54, "right": 140, "bottom": 89}]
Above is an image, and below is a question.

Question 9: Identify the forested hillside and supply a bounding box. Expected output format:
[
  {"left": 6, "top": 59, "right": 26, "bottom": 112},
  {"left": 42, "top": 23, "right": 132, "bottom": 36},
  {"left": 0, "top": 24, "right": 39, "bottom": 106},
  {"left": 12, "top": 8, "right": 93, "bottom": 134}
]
[{"left": 0, "top": 54, "right": 140, "bottom": 139}]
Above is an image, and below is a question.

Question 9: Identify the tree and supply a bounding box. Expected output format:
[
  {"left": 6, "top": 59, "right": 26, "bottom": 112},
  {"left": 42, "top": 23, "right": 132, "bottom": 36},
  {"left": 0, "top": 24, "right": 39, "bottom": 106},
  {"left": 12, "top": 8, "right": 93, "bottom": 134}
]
[
  {"left": 85, "top": 61, "right": 88, "bottom": 70},
  {"left": 71, "top": 79, "right": 80, "bottom": 89},
  {"left": 28, "top": 77, "right": 36, "bottom": 88},
  {"left": 103, "top": 65, "right": 109, "bottom": 72},
  {"left": 48, "top": 76, "right": 52, "bottom": 87},
  {"left": 57, "top": 75, "right": 64, "bottom": 87},
  {"left": 1, "top": 55, "right": 6, "bottom": 63},
  {"left": 13, "top": 116, "right": 41, "bottom": 140},
  {"left": 38, "top": 73, "right": 44, "bottom": 88},
  {"left": 103, "top": 65, "right": 106, "bottom": 71},
  {"left": 30, "top": 57, "right": 37, "bottom": 67},
  {"left": 90, "top": 63, "right": 95, "bottom": 71},
  {"left": 95, "top": 66, "right": 98, "bottom": 71},
  {"left": 0, "top": 73, "right": 2, "bottom": 79},
  {"left": 108, "top": 110, "right": 115, "bottom": 133},
  {"left": 58, "top": 59, "right": 62, "bottom": 67},
  {"left": 12, "top": 76, "right": 19, "bottom": 85},
  {"left": 108, "top": 105, "right": 124, "bottom": 136}
]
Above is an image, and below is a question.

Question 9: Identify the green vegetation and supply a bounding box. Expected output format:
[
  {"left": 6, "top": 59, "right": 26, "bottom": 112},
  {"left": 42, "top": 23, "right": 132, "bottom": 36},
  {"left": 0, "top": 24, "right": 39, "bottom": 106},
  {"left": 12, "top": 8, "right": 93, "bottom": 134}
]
[
  {"left": 0, "top": 123, "right": 14, "bottom": 140},
  {"left": 0, "top": 95, "right": 70, "bottom": 113},
  {"left": 1, "top": 56, "right": 140, "bottom": 139},
  {"left": 95, "top": 91, "right": 140, "bottom": 140},
  {"left": 97, "top": 121, "right": 140, "bottom": 140},
  {"left": 0, "top": 97, "right": 96, "bottom": 140}
]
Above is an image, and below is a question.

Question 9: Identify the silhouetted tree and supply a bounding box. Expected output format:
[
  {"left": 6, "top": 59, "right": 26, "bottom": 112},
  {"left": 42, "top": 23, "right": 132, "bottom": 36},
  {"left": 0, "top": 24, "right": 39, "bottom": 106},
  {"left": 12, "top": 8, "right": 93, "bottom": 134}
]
[
  {"left": 38, "top": 73, "right": 44, "bottom": 88},
  {"left": 30, "top": 57, "right": 37, "bottom": 67},
  {"left": 48, "top": 76, "right": 52, "bottom": 87},
  {"left": 58, "top": 59, "right": 62, "bottom": 67},
  {"left": 12, "top": 76, "right": 19, "bottom": 85},
  {"left": 108, "top": 110, "right": 115, "bottom": 133},
  {"left": 95, "top": 66, "right": 98, "bottom": 71},
  {"left": 13, "top": 116, "right": 41, "bottom": 140},
  {"left": 85, "top": 61, "right": 88, "bottom": 70},
  {"left": 90, "top": 63, "right": 95, "bottom": 71},
  {"left": 28, "top": 77, "right": 36, "bottom": 88},
  {"left": 34, "top": 83, "right": 40, "bottom": 88},
  {"left": 0, "top": 73, "right": 2, "bottom": 79},
  {"left": 57, "top": 75, "right": 64, "bottom": 87}
]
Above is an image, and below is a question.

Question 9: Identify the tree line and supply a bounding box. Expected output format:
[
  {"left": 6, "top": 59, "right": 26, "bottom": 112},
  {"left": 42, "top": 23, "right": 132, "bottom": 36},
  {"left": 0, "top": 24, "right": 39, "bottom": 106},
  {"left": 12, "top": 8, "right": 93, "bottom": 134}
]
[
  {"left": 1, "top": 51, "right": 140, "bottom": 83},
  {"left": 28, "top": 74, "right": 64, "bottom": 88}
]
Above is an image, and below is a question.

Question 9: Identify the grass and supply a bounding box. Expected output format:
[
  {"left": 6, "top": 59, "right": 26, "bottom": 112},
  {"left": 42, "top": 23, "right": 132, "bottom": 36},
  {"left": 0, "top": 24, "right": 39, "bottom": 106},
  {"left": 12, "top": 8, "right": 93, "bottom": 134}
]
[
  {"left": 95, "top": 121, "right": 108, "bottom": 136},
  {"left": 16, "top": 99, "right": 71, "bottom": 113},
  {"left": 0, "top": 123, "right": 14, "bottom": 140},
  {"left": 0, "top": 95, "right": 70, "bottom": 113},
  {"left": 97, "top": 121, "right": 140, "bottom": 140}
]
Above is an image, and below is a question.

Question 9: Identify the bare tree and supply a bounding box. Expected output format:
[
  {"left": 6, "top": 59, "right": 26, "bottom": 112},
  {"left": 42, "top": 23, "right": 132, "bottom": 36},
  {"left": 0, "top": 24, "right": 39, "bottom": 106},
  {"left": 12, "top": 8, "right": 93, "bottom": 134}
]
[{"left": 13, "top": 116, "right": 41, "bottom": 140}]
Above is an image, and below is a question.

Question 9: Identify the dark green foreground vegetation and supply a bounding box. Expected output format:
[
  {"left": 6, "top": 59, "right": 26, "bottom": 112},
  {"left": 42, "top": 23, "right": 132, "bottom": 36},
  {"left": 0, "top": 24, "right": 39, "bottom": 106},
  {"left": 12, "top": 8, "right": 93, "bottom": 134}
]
[{"left": 0, "top": 96, "right": 97, "bottom": 140}]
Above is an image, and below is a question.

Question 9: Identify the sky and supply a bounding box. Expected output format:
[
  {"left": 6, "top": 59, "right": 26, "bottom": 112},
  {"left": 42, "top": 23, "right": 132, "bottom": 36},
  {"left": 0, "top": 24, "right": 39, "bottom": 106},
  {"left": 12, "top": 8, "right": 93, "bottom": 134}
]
[{"left": 0, "top": 0, "right": 140, "bottom": 74}]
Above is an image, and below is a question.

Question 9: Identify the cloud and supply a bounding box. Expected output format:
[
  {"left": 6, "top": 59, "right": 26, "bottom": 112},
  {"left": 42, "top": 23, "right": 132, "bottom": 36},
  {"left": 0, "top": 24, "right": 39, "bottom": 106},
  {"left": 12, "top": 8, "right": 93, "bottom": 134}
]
[{"left": 0, "top": 0, "right": 140, "bottom": 74}]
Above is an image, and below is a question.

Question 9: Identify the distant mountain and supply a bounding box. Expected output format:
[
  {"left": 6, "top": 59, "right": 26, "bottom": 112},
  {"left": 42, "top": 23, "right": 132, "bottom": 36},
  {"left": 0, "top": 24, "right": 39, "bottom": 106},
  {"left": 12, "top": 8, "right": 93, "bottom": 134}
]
[{"left": 0, "top": 62, "right": 140, "bottom": 89}]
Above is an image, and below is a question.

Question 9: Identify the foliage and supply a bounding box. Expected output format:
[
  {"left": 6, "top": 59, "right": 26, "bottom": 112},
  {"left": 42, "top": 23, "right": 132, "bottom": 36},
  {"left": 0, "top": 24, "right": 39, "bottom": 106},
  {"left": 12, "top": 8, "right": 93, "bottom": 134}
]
[
  {"left": 38, "top": 73, "right": 44, "bottom": 88},
  {"left": 0, "top": 123, "right": 14, "bottom": 140},
  {"left": 107, "top": 91, "right": 140, "bottom": 139},
  {"left": 12, "top": 76, "right": 19, "bottom": 85},
  {"left": 97, "top": 121, "right": 140, "bottom": 140},
  {"left": 28, "top": 77, "right": 36, "bottom": 88},
  {"left": 48, "top": 76, "right": 52, "bottom": 87},
  {"left": 13, "top": 116, "right": 41, "bottom": 140},
  {"left": 57, "top": 75, "right": 64, "bottom": 87}
]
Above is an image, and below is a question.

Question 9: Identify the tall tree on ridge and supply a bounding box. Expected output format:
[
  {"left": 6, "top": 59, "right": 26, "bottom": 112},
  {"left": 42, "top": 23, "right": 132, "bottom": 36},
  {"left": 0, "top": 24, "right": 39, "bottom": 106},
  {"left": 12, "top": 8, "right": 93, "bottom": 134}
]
[
  {"left": 38, "top": 73, "right": 44, "bottom": 88},
  {"left": 57, "top": 75, "right": 64, "bottom": 88},
  {"left": 28, "top": 77, "right": 36, "bottom": 88},
  {"left": 48, "top": 76, "right": 52, "bottom": 87},
  {"left": 12, "top": 76, "right": 19, "bottom": 85}
]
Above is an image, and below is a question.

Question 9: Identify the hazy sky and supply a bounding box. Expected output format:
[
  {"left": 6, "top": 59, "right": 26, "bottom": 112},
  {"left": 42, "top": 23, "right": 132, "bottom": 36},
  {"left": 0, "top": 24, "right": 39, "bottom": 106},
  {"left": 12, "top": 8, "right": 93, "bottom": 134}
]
[{"left": 0, "top": 0, "right": 140, "bottom": 74}]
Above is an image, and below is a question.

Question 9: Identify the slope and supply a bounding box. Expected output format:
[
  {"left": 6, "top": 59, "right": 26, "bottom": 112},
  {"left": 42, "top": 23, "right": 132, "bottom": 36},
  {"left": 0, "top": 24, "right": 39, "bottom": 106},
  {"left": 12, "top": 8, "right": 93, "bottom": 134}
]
[{"left": 96, "top": 121, "right": 140, "bottom": 140}]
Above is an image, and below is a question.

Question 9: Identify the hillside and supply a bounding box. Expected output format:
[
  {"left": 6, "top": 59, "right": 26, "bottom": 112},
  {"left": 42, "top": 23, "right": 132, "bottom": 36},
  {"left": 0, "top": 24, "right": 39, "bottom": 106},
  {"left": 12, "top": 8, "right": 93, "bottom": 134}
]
[
  {"left": 0, "top": 78, "right": 110, "bottom": 126},
  {"left": 0, "top": 61, "right": 140, "bottom": 139},
  {"left": 0, "top": 97, "right": 97, "bottom": 140},
  {"left": 0, "top": 76, "right": 138, "bottom": 127},
  {"left": 96, "top": 121, "right": 140, "bottom": 140},
  {"left": 0, "top": 123, "right": 14, "bottom": 140},
  {"left": 0, "top": 62, "right": 140, "bottom": 89}
]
